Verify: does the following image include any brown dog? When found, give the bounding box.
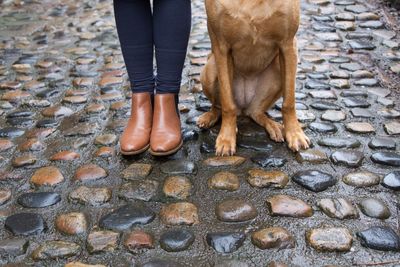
[197,0,311,156]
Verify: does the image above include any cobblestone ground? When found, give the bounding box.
[0,0,399,266]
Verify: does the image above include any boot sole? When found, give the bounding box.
[149,140,183,156]
[120,144,150,156]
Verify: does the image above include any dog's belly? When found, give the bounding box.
[231,42,279,110]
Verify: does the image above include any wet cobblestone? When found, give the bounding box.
[0,0,399,266]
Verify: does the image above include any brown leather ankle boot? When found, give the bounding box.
[149,93,183,156]
[120,92,153,155]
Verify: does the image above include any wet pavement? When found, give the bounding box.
[0,0,399,266]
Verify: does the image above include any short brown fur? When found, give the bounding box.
[197,0,310,156]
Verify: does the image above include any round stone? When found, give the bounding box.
[247,169,289,189]
[50,151,80,161]
[204,156,246,167]
[321,110,346,122]
[141,259,183,267]
[163,176,192,200]
[87,230,120,253]
[309,122,337,133]
[330,151,364,167]
[215,198,257,222]
[208,171,240,191]
[342,171,380,187]
[206,232,246,253]
[119,180,159,202]
[95,134,117,146]
[160,229,195,252]
[0,139,13,151]
[160,160,196,174]
[13,154,37,167]
[99,204,155,231]
[55,212,88,235]
[5,213,45,236]
[317,198,358,219]
[382,171,400,191]
[358,198,391,219]
[65,262,105,267]
[121,163,153,180]
[32,241,80,260]
[75,164,107,182]
[69,186,112,205]
[0,189,11,205]
[124,230,154,251]
[346,122,375,133]
[292,170,336,192]
[251,227,295,249]
[31,166,64,186]
[296,149,328,164]
[371,152,400,167]
[250,155,287,168]
[160,202,199,226]
[306,228,353,252]
[17,192,61,208]
[0,238,29,256]
[266,195,313,218]
[369,138,396,150]
[318,138,361,148]
[357,226,400,252]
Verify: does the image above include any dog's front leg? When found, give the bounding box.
[210,30,237,156]
[279,38,310,152]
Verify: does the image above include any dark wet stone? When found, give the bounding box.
[292,170,336,192]
[160,229,195,252]
[341,90,368,97]
[0,127,25,138]
[331,151,364,167]
[350,108,374,118]
[17,192,61,208]
[36,119,59,128]
[237,139,273,152]
[305,80,330,90]
[206,232,246,253]
[359,198,391,219]
[141,259,183,267]
[216,198,257,222]
[371,152,400,167]
[0,238,28,256]
[306,228,353,252]
[200,139,215,153]
[119,180,159,202]
[6,111,33,118]
[349,41,376,50]
[7,118,34,127]
[36,88,61,98]
[318,198,358,219]
[342,98,370,108]
[382,171,400,191]
[251,154,287,168]
[182,129,199,141]
[251,227,295,250]
[160,160,197,175]
[357,226,400,251]
[343,172,380,187]
[318,138,361,148]
[99,204,155,231]
[5,213,45,236]
[309,122,337,133]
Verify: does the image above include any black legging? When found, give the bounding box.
[113,0,191,94]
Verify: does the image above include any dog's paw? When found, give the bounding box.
[196,111,219,129]
[265,120,284,143]
[285,127,311,152]
[215,133,236,156]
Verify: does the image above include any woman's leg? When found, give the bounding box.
[153,0,192,94]
[113,0,154,93]
[149,0,191,156]
[113,0,154,155]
